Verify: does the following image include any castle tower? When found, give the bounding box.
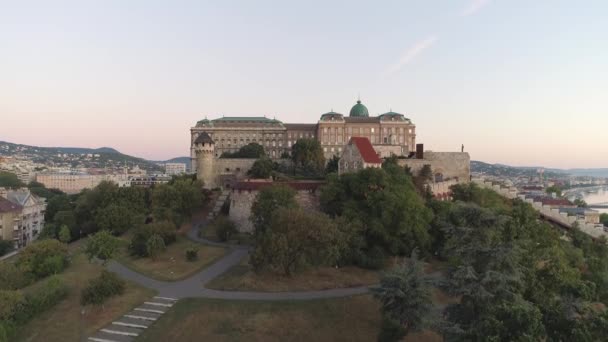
[194,132,216,189]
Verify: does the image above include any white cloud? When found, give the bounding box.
[459,0,490,16]
[385,35,439,75]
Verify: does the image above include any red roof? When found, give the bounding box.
[540,198,573,206]
[0,197,22,213]
[350,137,382,164]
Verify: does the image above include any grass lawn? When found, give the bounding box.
[206,255,380,292]
[137,295,382,342]
[117,235,227,281]
[15,251,155,342]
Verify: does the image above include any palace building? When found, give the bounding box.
[190,99,416,173]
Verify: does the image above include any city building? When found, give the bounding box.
[0,188,46,248]
[165,163,187,176]
[0,197,22,247]
[339,137,382,174]
[36,172,101,194]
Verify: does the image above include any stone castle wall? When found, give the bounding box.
[228,189,321,232]
[398,152,470,181]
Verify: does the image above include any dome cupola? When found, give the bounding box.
[349,99,369,117]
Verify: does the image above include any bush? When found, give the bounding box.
[146,234,166,260]
[0,290,26,322]
[129,221,177,257]
[214,216,238,242]
[186,246,198,262]
[378,316,406,342]
[85,230,120,264]
[0,239,13,256]
[81,270,125,306]
[20,276,68,323]
[16,240,69,280]
[0,263,31,290]
[0,321,17,342]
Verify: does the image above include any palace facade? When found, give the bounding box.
[190,99,416,173]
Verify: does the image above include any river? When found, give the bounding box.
[567,186,608,214]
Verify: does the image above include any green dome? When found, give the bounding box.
[349,100,369,117]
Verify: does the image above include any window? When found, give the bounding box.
[331,147,334,152]
[323,147,327,152]
[371,127,375,133]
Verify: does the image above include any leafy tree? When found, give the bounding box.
[250,184,297,238]
[16,240,68,279]
[325,155,340,174]
[320,166,433,268]
[0,171,24,188]
[44,194,72,224]
[58,225,71,243]
[0,263,30,290]
[546,185,563,197]
[601,213,608,227]
[0,239,13,257]
[291,138,325,173]
[248,157,274,179]
[129,221,176,257]
[80,270,125,306]
[94,203,142,235]
[85,230,120,264]
[250,207,342,275]
[221,142,265,158]
[151,178,203,227]
[419,164,433,182]
[574,198,588,208]
[146,234,166,260]
[372,250,434,340]
[213,216,238,242]
[280,151,290,159]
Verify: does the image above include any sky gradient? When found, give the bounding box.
[1,0,607,168]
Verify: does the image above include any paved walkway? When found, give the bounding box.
[89,216,370,341]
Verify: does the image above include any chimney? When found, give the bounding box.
[416,144,424,159]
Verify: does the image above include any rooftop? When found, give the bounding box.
[350,137,382,164]
[0,196,23,213]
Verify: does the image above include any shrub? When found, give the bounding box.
[81,270,125,306]
[146,234,166,260]
[0,290,26,322]
[0,321,17,342]
[16,240,69,280]
[129,221,176,257]
[186,246,199,261]
[0,239,13,256]
[20,275,68,323]
[214,216,238,242]
[0,263,31,290]
[85,230,120,264]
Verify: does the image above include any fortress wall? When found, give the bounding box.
[229,189,321,233]
[397,152,470,181]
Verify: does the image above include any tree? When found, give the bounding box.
[574,198,588,208]
[221,143,265,158]
[16,240,68,279]
[213,216,238,242]
[546,185,563,197]
[250,207,342,275]
[151,178,204,227]
[129,221,176,257]
[94,203,141,235]
[372,250,434,340]
[58,225,71,243]
[325,155,340,174]
[601,213,608,227]
[0,239,13,257]
[248,157,274,179]
[85,230,120,264]
[0,171,24,188]
[291,138,325,173]
[250,184,297,238]
[419,164,433,182]
[80,270,125,306]
[320,167,433,268]
[146,234,166,260]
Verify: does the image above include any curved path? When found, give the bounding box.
[108,218,371,301]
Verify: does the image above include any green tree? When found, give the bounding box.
[250,184,297,238]
[546,185,563,197]
[250,207,342,275]
[418,164,433,182]
[574,198,588,208]
[248,157,274,179]
[128,221,176,257]
[58,225,71,243]
[325,155,340,174]
[601,213,608,227]
[0,240,13,257]
[151,178,203,227]
[0,171,25,188]
[372,250,434,340]
[291,138,325,173]
[80,270,125,306]
[16,240,68,280]
[146,234,166,260]
[94,203,141,235]
[221,142,265,158]
[213,216,238,242]
[85,230,120,264]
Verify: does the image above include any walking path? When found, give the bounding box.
[88,214,370,342]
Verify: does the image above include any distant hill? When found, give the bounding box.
[472,160,608,178]
[0,141,162,172]
[161,156,190,164]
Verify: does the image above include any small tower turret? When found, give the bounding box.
[194,132,216,189]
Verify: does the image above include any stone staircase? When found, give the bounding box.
[88,296,177,342]
[207,189,230,220]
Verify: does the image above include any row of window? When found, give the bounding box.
[321,127,413,134]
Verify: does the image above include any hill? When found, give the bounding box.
[0,141,162,172]
[472,161,608,179]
